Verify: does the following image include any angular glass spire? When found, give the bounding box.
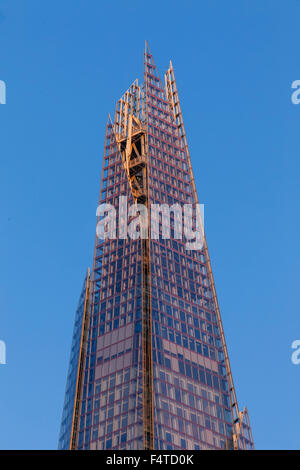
[58,44,254,451]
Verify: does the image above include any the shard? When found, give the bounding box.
[58,43,254,451]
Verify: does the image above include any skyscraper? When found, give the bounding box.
[58,43,254,451]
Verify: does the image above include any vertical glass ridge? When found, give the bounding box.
[58,271,90,449]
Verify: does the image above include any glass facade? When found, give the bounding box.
[58,44,254,451]
[77,122,144,450]
[58,272,90,449]
[145,50,236,450]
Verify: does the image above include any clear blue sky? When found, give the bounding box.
[0,0,299,450]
